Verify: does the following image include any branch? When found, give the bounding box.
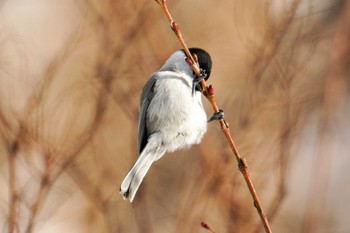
[8,140,19,233]
[201,221,218,233]
[154,1,272,232]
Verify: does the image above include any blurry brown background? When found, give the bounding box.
[0,0,349,232]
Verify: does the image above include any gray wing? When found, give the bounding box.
[138,73,159,154]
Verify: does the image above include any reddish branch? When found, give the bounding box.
[201,221,218,233]
[154,1,272,232]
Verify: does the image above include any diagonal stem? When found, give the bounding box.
[201,221,218,233]
[154,1,272,232]
[8,141,18,233]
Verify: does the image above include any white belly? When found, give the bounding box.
[146,71,207,152]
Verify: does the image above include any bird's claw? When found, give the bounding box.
[192,69,207,95]
[208,109,224,122]
[192,76,204,95]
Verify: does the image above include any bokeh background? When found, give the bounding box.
[0,0,349,232]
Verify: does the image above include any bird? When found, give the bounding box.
[120,47,212,202]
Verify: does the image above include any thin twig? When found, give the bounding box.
[201,221,218,233]
[25,154,51,233]
[154,1,272,232]
[8,140,18,233]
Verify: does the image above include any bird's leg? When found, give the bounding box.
[192,68,207,95]
[208,109,224,122]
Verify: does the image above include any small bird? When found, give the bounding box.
[120,48,212,202]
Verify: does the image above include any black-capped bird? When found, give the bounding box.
[120,48,212,202]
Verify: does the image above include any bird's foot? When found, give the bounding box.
[208,109,224,122]
[192,68,207,95]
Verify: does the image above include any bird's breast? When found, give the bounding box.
[146,72,207,151]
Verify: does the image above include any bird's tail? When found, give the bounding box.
[120,138,165,202]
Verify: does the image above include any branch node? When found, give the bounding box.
[170,21,179,32]
[208,85,214,96]
[201,221,217,233]
[254,201,263,214]
[201,221,210,229]
[238,157,248,172]
[185,57,194,66]
[192,53,198,63]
